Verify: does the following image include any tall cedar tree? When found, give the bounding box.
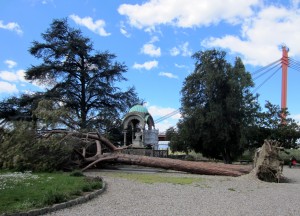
[25,18,139,130]
[179,49,259,163]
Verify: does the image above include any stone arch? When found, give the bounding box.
[122,105,158,148]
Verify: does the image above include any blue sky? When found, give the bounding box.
[1,0,300,132]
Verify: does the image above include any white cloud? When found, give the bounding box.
[0,70,26,82]
[170,42,192,57]
[149,36,159,43]
[0,20,23,35]
[69,14,111,36]
[170,47,180,56]
[120,21,131,37]
[175,63,188,69]
[141,43,161,57]
[141,36,161,57]
[180,42,192,56]
[147,105,181,132]
[159,72,178,79]
[148,105,181,120]
[16,70,26,82]
[118,0,259,29]
[133,60,158,70]
[0,81,18,93]
[5,60,17,68]
[202,5,300,66]
[155,120,176,133]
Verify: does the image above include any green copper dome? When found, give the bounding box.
[129,105,148,113]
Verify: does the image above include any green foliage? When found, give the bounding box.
[25,18,140,131]
[279,148,300,165]
[0,93,45,125]
[0,122,73,171]
[43,190,69,205]
[166,126,189,154]
[0,171,103,214]
[178,49,259,163]
[70,170,84,177]
[247,101,300,149]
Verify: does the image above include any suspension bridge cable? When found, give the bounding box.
[154,109,180,123]
[289,57,300,65]
[252,61,282,81]
[154,109,179,122]
[250,59,281,76]
[155,109,180,123]
[288,58,300,72]
[252,65,282,94]
[288,63,300,73]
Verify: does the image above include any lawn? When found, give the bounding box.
[105,172,205,185]
[0,171,102,214]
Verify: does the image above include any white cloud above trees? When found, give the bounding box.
[133,60,158,70]
[69,14,111,36]
[0,81,18,93]
[140,36,161,57]
[0,20,23,35]
[201,5,300,66]
[170,42,192,57]
[4,60,17,69]
[118,0,259,29]
[159,72,178,79]
[0,70,26,82]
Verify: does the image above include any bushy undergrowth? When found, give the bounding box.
[0,122,73,171]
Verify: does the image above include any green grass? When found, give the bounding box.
[0,171,102,214]
[108,172,204,185]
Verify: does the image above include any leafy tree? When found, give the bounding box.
[248,101,300,149]
[25,18,140,130]
[179,49,259,163]
[166,126,189,154]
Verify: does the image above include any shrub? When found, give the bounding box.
[70,170,84,177]
[0,122,73,171]
[43,190,69,205]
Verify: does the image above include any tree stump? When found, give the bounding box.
[253,140,284,182]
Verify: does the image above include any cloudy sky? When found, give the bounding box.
[1,0,300,132]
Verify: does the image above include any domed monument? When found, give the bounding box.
[122,104,158,148]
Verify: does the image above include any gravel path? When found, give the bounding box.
[46,166,300,216]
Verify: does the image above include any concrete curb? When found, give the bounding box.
[2,177,106,216]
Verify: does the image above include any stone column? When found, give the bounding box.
[123,130,128,146]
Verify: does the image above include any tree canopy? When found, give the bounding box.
[247,101,300,149]
[24,18,140,130]
[176,49,259,163]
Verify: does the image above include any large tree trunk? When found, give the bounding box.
[113,153,250,176]
[44,130,252,177]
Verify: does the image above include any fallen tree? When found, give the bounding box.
[253,139,284,182]
[42,130,252,177]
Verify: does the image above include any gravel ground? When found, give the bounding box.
[46,166,300,216]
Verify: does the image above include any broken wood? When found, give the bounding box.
[41,130,252,177]
[253,139,284,182]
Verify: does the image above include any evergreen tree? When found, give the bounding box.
[179,49,259,163]
[25,18,139,130]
